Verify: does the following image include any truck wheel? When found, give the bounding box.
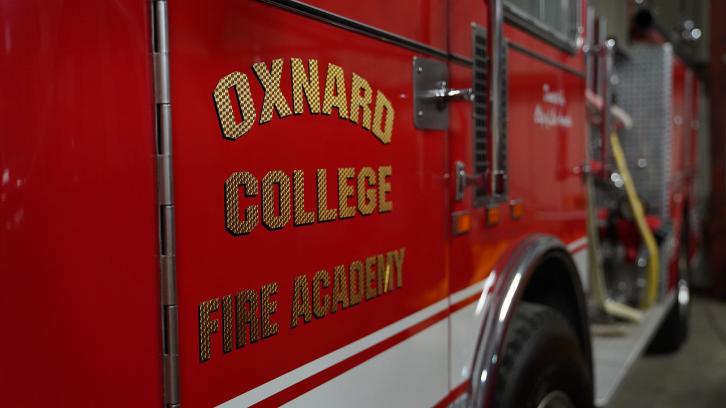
[493,302,592,408]
[648,249,690,353]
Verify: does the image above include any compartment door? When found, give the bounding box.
[168,1,450,406]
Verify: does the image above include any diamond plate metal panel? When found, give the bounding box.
[614,44,673,218]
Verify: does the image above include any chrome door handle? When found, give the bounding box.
[423,81,474,104]
[455,161,483,201]
[413,57,473,131]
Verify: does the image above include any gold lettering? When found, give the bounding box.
[322,63,349,119]
[221,295,234,353]
[235,289,260,348]
[213,71,256,140]
[226,166,392,235]
[357,167,377,215]
[377,253,396,295]
[291,275,312,328]
[291,58,320,114]
[293,170,315,226]
[331,265,350,313]
[260,283,279,338]
[261,171,291,230]
[252,59,292,123]
[349,260,364,306]
[225,172,259,235]
[349,73,372,129]
[372,90,394,144]
[378,166,393,213]
[316,169,338,222]
[365,256,377,300]
[312,270,331,318]
[338,168,355,219]
[198,298,219,362]
[394,247,405,288]
[214,59,396,145]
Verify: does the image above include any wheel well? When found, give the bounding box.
[469,235,593,406]
[521,250,592,369]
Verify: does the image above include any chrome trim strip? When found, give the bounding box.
[488,0,503,198]
[507,41,585,78]
[258,0,474,66]
[259,0,587,80]
[585,7,596,91]
[152,1,180,407]
[450,53,474,67]
[469,234,590,407]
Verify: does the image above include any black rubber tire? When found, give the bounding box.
[647,292,688,353]
[647,241,690,354]
[493,302,593,408]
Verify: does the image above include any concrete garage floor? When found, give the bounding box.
[609,296,726,408]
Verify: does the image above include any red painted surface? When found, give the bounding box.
[448,0,585,74]
[433,380,471,407]
[448,0,587,296]
[305,0,448,51]
[666,58,700,287]
[0,1,161,407]
[169,1,448,406]
[167,0,590,405]
[0,0,702,406]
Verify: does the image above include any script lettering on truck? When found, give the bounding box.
[199,58,402,363]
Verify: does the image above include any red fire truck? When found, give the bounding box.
[0,1,700,407]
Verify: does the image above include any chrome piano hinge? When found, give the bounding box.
[152,1,180,407]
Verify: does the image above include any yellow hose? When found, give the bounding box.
[609,131,660,308]
[584,132,642,322]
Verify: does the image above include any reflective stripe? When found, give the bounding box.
[218,299,448,407]
[219,236,587,407]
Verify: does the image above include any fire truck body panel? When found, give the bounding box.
[669,59,700,268]
[300,0,449,52]
[0,2,162,407]
[170,1,451,406]
[167,0,591,406]
[0,1,702,407]
[446,1,590,397]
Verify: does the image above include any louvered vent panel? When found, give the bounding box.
[497,43,508,197]
[472,27,489,204]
